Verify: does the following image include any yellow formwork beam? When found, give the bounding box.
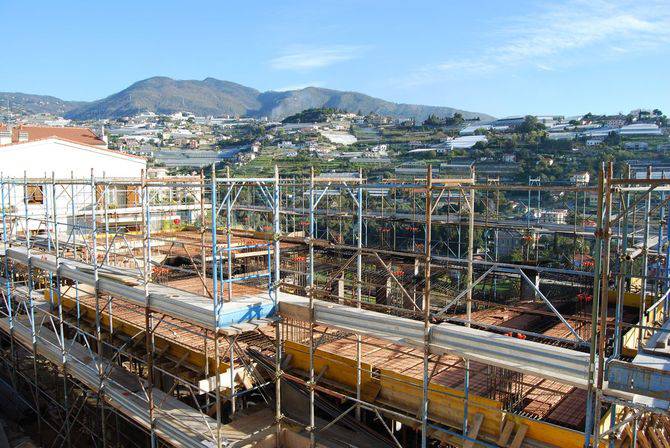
[283,340,590,447]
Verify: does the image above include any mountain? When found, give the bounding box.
[66,77,263,120]
[1,77,494,122]
[255,87,493,122]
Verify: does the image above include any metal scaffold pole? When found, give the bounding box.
[593,163,613,445]
[226,166,233,303]
[607,167,628,448]
[355,168,363,421]
[23,171,44,447]
[91,170,109,448]
[139,170,156,448]
[224,166,236,416]
[211,164,223,447]
[274,165,283,443]
[0,174,17,382]
[52,171,72,448]
[637,166,652,348]
[463,168,476,437]
[584,164,606,447]
[308,166,316,447]
[613,166,631,360]
[421,165,432,448]
[200,169,207,295]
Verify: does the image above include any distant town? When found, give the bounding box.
[2,102,667,187]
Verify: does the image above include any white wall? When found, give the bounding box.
[0,138,146,178]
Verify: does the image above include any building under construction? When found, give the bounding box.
[0,164,668,448]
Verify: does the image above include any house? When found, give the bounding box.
[0,137,145,178]
[586,138,604,146]
[0,137,148,232]
[278,141,295,149]
[540,209,569,224]
[623,142,649,151]
[502,154,516,163]
[536,115,564,128]
[571,172,591,184]
[606,118,626,128]
[0,124,108,148]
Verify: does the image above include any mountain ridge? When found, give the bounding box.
[1,76,494,122]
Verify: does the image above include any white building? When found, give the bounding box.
[619,123,663,136]
[0,137,148,231]
[278,141,295,149]
[624,142,649,151]
[547,132,576,140]
[540,209,569,224]
[586,138,604,146]
[571,172,591,184]
[536,115,564,128]
[0,137,146,178]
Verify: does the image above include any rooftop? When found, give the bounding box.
[0,124,107,147]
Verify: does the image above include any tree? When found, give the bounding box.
[443,112,464,126]
[472,140,487,151]
[604,131,621,146]
[422,114,443,126]
[517,115,545,134]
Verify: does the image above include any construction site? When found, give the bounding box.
[0,163,668,448]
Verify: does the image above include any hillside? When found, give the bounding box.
[1,77,493,122]
[0,92,85,116]
[66,77,262,120]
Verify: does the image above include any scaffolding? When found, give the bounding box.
[0,163,668,448]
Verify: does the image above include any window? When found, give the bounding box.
[26,186,44,204]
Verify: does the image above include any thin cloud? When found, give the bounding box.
[399,0,670,85]
[270,45,367,71]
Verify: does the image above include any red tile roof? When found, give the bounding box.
[0,136,147,161]
[0,124,106,147]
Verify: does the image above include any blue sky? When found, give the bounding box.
[1,0,668,117]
